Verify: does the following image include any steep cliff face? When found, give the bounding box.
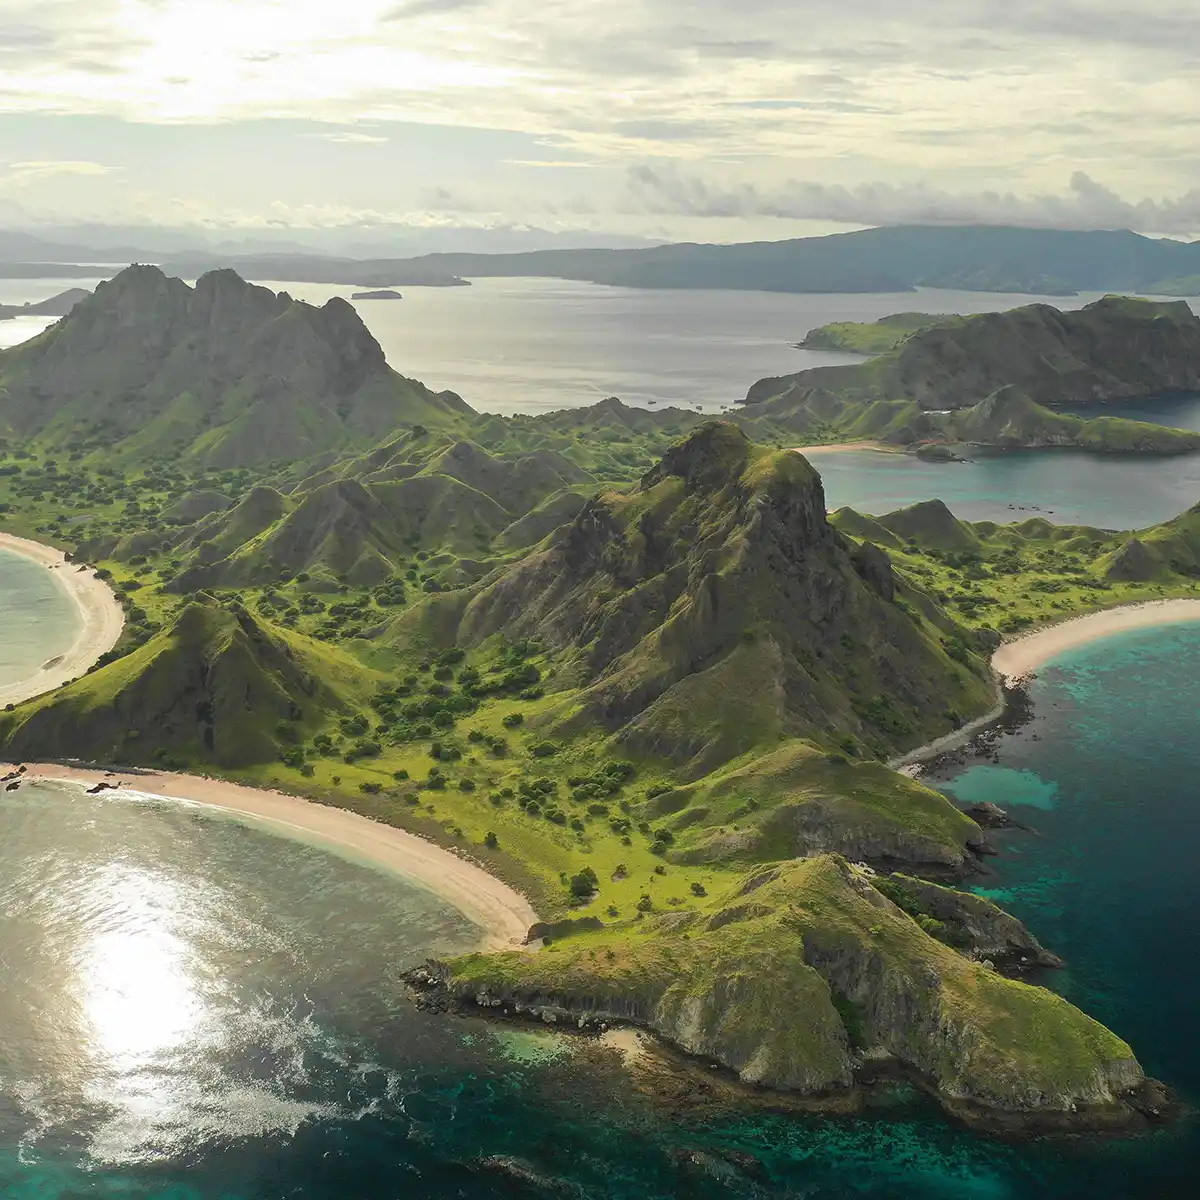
[416,856,1148,1127]
[0,265,471,464]
[745,297,1200,417]
[453,422,994,769]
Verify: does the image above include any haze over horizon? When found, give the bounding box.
[1,0,1199,254]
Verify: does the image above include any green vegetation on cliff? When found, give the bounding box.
[831,497,1200,634]
[798,312,946,355]
[433,856,1143,1123]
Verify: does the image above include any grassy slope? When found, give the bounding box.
[444,856,1139,1115]
[799,313,949,354]
[833,501,1200,634]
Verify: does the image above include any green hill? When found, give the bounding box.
[0,594,372,767]
[798,312,947,354]
[0,265,473,466]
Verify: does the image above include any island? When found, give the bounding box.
[746,296,1200,455]
[351,289,403,300]
[0,264,1187,1135]
[0,287,92,321]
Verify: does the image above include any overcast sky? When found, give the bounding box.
[1,0,1198,246]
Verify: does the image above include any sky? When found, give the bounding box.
[1,0,1199,250]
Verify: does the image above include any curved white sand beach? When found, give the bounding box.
[992,599,1200,682]
[791,439,895,456]
[0,532,126,707]
[894,598,1200,770]
[0,761,538,950]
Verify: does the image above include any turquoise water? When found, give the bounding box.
[0,548,81,692]
[5,630,1200,1196]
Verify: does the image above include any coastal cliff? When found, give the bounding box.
[410,855,1155,1131]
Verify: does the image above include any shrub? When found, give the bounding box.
[690,882,707,897]
[530,740,560,758]
[458,778,477,793]
[502,712,525,728]
[359,781,383,795]
[484,831,499,849]
[568,866,599,899]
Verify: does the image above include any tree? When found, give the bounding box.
[568,866,599,899]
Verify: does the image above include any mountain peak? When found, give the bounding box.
[641,420,752,490]
[0,266,470,464]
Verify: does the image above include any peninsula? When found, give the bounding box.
[745,297,1200,454]
[0,264,1189,1134]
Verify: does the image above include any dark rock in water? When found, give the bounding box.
[913,443,969,462]
[969,801,1011,827]
[474,1156,578,1195]
[5,782,20,791]
[671,1147,765,1189]
[877,872,1064,972]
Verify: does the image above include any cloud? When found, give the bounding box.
[2,160,116,185]
[381,0,484,19]
[626,165,1200,236]
[306,130,390,144]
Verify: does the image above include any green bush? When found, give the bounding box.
[568,866,599,899]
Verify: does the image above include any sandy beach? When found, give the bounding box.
[893,598,1200,770]
[0,532,126,707]
[792,440,895,456]
[992,599,1200,681]
[0,760,538,950]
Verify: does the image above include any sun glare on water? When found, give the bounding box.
[80,867,203,1069]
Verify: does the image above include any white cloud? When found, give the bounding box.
[305,131,390,144]
[2,159,115,185]
[0,0,1198,236]
[626,166,1200,237]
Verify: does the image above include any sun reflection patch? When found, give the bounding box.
[80,867,202,1068]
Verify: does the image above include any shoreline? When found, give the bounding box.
[1,760,538,951]
[991,599,1200,681]
[791,439,896,456]
[894,599,1200,771]
[0,532,126,707]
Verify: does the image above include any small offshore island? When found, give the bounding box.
[2,266,1200,1139]
[352,289,404,301]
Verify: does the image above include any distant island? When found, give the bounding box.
[351,289,403,301]
[2,224,1200,296]
[0,287,91,321]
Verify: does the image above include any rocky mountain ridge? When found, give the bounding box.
[0,265,472,466]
